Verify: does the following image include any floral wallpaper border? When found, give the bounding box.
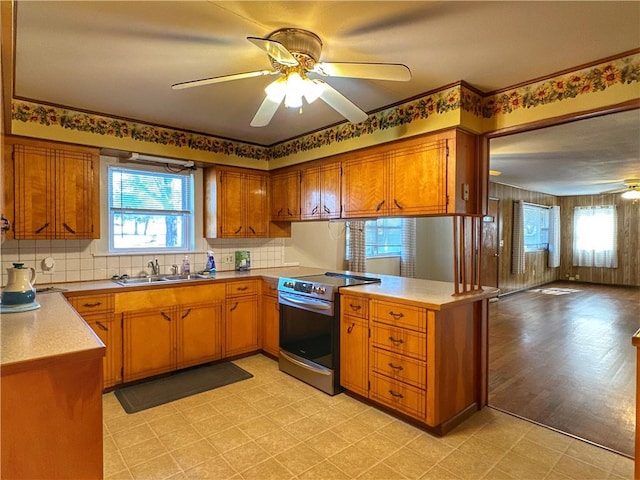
[11,53,639,163]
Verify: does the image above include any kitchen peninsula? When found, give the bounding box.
[0,267,497,478]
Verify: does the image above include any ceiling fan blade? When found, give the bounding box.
[317,81,368,124]
[250,95,284,128]
[171,70,275,90]
[313,62,411,82]
[247,37,299,66]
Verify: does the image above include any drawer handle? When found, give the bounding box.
[95,321,108,332]
[388,390,404,399]
[388,362,404,371]
[160,311,171,321]
[181,308,192,319]
[82,302,102,308]
[35,222,50,234]
[388,336,404,345]
[388,311,404,320]
[230,302,239,312]
[62,222,76,234]
[237,286,249,291]
[347,323,355,334]
[349,303,362,312]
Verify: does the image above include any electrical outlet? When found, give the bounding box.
[575,274,580,280]
[225,255,233,264]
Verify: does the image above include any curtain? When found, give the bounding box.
[547,205,561,268]
[573,205,618,268]
[400,218,416,278]
[511,200,525,274]
[347,220,366,273]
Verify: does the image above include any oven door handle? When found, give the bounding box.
[279,293,332,310]
[280,350,332,376]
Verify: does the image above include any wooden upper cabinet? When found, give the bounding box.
[5,137,99,239]
[390,139,447,215]
[341,150,389,218]
[300,161,341,220]
[204,165,269,238]
[270,169,300,221]
[341,129,479,218]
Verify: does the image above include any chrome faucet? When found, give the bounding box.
[147,258,160,276]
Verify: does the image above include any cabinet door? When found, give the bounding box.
[391,140,447,215]
[270,170,300,220]
[225,295,259,357]
[124,308,176,382]
[300,166,321,219]
[341,152,388,218]
[13,144,55,239]
[56,150,97,238]
[244,172,269,237]
[261,294,279,357]
[177,302,222,369]
[217,170,245,237]
[340,316,369,396]
[84,314,122,389]
[320,163,341,219]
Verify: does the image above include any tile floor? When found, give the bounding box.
[103,355,633,479]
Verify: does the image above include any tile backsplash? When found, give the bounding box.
[0,237,286,287]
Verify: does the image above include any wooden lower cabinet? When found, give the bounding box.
[178,302,223,369]
[225,295,259,357]
[67,292,122,389]
[340,292,480,432]
[261,284,280,357]
[124,307,177,382]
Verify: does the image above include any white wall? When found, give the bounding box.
[284,221,347,270]
[415,217,454,282]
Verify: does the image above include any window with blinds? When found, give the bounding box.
[108,166,194,253]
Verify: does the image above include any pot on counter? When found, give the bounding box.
[2,263,37,305]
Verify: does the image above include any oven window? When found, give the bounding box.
[279,303,336,369]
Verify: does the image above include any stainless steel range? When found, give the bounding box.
[277,272,381,395]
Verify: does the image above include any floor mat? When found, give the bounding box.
[114,362,253,413]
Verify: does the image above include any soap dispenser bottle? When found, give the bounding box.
[181,255,191,275]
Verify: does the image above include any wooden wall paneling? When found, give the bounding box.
[489,182,560,295]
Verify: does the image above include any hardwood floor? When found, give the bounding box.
[489,281,640,458]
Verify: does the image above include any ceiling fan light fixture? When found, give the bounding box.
[265,77,287,102]
[621,188,640,200]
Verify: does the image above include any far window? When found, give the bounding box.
[523,204,550,252]
[108,166,194,253]
[346,218,404,258]
[573,205,617,268]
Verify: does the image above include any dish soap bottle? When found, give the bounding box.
[205,250,216,273]
[181,255,191,275]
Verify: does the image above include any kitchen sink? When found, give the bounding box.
[113,276,170,285]
[113,273,212,285]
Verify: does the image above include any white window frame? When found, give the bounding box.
[346,218,405,259]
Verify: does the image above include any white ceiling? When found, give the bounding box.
[11,1,640,195]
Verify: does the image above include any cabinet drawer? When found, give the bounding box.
[341,294,368,319]
[371,348,426,389]
[372,301,426,332]
[115,284,224,312]
[226,280,259,297]
[370,372,425,420]
[69,294,113,315]
[371,324,426,361]
[262,279,279,298]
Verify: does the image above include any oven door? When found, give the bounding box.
[278,292,341,395]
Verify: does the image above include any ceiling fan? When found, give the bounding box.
[601,178,640,200]
[171,28,411,127]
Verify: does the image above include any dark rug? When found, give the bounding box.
[114,362,253,414]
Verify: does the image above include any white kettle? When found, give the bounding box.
[2,263,37,305]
